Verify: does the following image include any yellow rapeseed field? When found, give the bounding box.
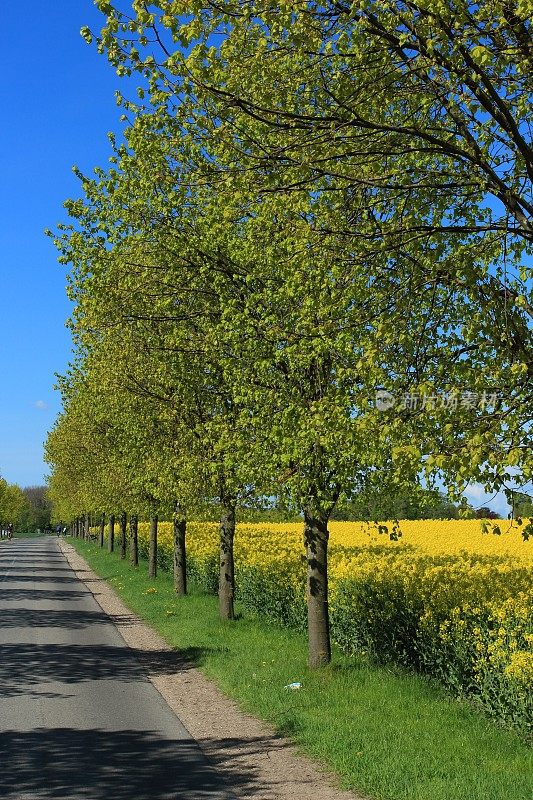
[140,517,532,567]
[141,517,532,569]
[134,518,531,732]
[329,518,533,559]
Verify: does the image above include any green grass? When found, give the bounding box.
[69,537,532,800]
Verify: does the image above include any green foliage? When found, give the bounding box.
[56,0,532,500]
[511,491,533,519]
[20,486,53,531]
[0,480,49,532]
[0,478,29,530]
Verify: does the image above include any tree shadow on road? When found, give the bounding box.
[0,608,132,630]
[0,642,210,697]
[0,573,82,584]
[0,588,90,602]
[0,727,235,799]
[0,557,70,567]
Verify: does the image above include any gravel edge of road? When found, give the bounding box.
[58,538,365,800]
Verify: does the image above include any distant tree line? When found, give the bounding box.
[331,485,463,521]
[0,479,52,532]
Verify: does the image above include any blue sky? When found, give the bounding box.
[0,2,518,516]
[0,1,123,486]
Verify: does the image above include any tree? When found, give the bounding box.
[0,478,28,530]
[510,490,533,518]
[474,506,500,520]
[21,486,53,531]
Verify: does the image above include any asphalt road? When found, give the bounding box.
[0,536,232,800]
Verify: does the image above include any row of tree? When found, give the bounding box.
[67,510,185,593]
[46,1,531,667]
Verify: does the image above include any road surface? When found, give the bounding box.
[0,536,232,800]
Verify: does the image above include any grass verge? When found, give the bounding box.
[68,537,532,800]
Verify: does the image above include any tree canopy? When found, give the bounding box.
[46,0,532,666]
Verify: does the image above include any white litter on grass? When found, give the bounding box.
[284,682,302,690]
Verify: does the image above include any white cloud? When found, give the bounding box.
[464,484,486,502]
[34,400,48,410]
[463,483,510,517]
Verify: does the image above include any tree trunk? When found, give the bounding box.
[148,515,158,579]
[98,514,105,548]
[303,506,331,668]
[130,515,138,567]
[173,507,187,596]
[108,514,115,553]
[219,504,236,620]
[119,511,127,559]
[84,514,90,541]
